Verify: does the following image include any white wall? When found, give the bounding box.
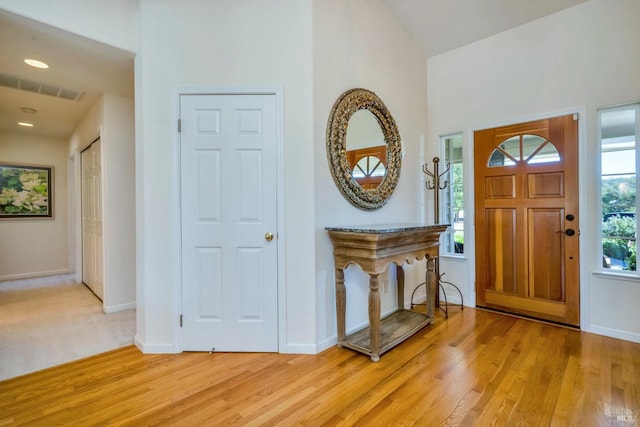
[69,94,136,312]
[135,0,316,352]
[313,0,430,348]
[0,132,69,280]
[102,94,136,312]
[428,0,640,342]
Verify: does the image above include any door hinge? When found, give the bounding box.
[179,314,183,327]
[573,113,580,121]
[178,118,182,132]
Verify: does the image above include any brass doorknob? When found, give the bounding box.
[265,232,274,241]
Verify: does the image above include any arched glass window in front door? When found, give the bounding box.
[488,134,561,167]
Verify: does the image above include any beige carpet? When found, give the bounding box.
[0,274,135,381]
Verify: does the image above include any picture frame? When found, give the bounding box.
[0,162,53,219]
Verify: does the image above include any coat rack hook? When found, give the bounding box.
[423,157,450,224]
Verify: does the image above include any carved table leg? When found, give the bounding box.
[426,256,437,319]
[369,274,380,362]
[335,268,346,347]
[396,264,405,310]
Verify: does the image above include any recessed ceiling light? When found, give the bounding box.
[24,58,49,69]
[18,122,34,127]
[20,107,37,114]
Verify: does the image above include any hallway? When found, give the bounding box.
[0,274,135,380]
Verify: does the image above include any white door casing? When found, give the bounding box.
[81,139,104,300]
[180,93,279,352]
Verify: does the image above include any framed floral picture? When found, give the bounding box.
[0,163,53,218]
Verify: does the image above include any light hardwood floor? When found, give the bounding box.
[1,307,639,426]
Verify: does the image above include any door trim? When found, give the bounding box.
[172,86,286,353]
[469,106,588,331]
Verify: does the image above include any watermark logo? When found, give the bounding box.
[605,405,636,423]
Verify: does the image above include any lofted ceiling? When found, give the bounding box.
[381,0,589,57]
[0,1,590,140]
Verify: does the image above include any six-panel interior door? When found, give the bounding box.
[81,139,104,300]
[474,115,580,326]
[180,93,278,352]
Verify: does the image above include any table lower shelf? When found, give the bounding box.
[338,309,434,358]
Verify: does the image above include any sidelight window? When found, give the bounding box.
[441,133,464,255]
[600,104,639,272]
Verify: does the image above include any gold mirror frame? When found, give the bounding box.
[326,88,402,210]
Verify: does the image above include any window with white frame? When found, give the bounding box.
[600,103,639,272]
[441,133,464,255]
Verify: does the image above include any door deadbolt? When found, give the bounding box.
[265,232,274,241]
[566,214,575,221]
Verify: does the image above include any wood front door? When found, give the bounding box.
[474,115,580,326]
[180,93,279,352]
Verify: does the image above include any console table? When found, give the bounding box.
[325,223,448,362]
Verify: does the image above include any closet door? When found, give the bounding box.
[180,93,279,351]
[81,139,104,300]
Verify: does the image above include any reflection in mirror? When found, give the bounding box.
[355,156,386,178]
[345,110,387,189]
[326,88,401,210]
[346,110,385,150]
[350,154,386,189]
[346,145,387,190]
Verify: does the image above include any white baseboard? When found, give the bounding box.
[105,301,136,313]
[134,335,180,354]
[0,269,72,282]
[438,294,463,306]
[314,337,337,354]
[135,336,322,355]
[406,292,464,308]
[587,325,640,344]
[281,343,320,354]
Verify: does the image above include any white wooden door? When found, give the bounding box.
[81,139,104,300]
[180,93,279,352]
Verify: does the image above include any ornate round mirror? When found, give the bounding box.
[326,88,401,210]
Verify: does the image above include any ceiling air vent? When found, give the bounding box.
[0,72,84,101]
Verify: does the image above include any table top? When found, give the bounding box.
[325,223,449,234]
[325,223,448,273]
